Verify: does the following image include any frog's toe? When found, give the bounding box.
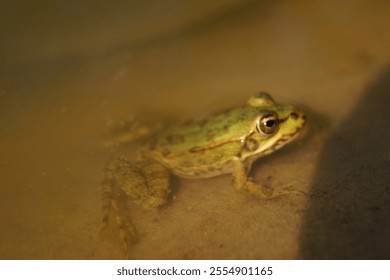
[269,188,306,199]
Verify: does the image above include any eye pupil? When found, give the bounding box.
[266,120,275,127]
[256,113,279,135]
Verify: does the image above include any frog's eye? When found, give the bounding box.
[257,113,279,135]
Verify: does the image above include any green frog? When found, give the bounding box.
[101,92,306,251]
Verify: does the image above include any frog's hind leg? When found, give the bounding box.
[109,157,171,208]
[101,170,138,254]
[101,157,170,255]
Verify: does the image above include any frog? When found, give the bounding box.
[101,92,306,252]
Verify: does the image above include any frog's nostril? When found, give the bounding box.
[290,112,299,120]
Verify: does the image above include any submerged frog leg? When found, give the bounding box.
[101,157,170,254]
[104,116,165,147]
[232,159,303,199]
[101,178,138,253]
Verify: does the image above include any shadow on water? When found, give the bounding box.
[300,65,390,259]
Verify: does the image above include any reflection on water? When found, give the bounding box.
[1,0,390,259]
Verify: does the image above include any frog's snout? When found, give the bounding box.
[289,112,299,120]
[301,114,307,124]
[289,111,306,123]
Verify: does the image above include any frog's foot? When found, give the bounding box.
[101,157,170,255]
[232,159,304,199]
[238,180,305,199]
[101,179,138,253]
[105,116,165,146]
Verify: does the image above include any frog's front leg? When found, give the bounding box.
[101,157,170,252]
[232,159,302,199]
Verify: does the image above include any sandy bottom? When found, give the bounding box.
[1,0,389,259]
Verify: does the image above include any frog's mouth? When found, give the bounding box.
[272,115,306,151]
[243,125,304,162]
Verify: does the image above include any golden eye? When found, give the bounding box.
[257,113,279,135]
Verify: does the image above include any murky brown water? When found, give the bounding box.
[1,0,390,259]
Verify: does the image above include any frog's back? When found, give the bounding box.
[141,106,259,178]
[154,106,259,153]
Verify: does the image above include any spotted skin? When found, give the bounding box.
[101,92,306,254]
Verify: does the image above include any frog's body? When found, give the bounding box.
[149,100,304,179]
[102,92,306,251]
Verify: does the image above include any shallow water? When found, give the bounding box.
[1,0,390,259]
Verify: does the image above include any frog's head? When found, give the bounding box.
[241,92,306,160]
